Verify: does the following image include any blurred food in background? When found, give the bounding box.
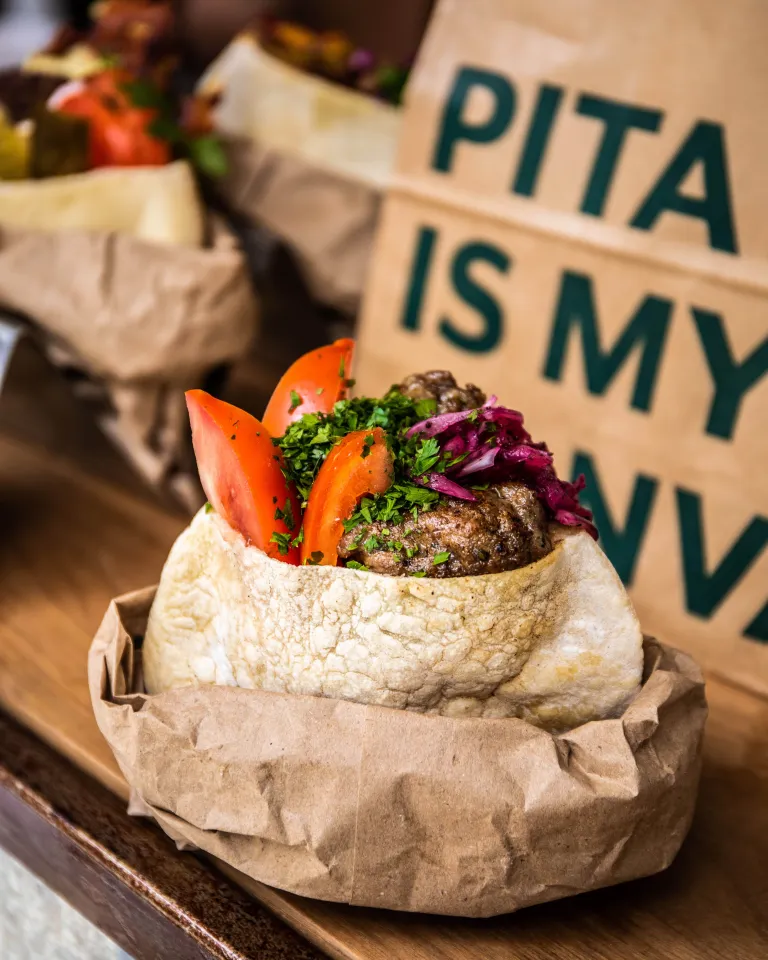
[0,1,258,509]
[176,0,434,71]
[196,7,423,318]
[257,17,410,105]
[0,1,227,185]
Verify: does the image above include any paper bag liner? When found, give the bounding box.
[0,218,256,383]
[217,136,381,315]
[0,218,257,506]
[88,587,707,918]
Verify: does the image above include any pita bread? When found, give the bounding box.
[0,159,203,247]
[144,509,643,731]
[199,33,400,190]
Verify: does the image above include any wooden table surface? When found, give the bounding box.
[1,343,767,960]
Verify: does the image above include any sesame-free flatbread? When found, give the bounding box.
[144,510,642,730]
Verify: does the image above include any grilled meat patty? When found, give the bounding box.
[397,370,486,414]
[338,482,552,578]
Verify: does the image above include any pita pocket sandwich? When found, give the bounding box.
[144,342,643,731]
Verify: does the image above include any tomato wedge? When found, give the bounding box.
[301,428,393,566]
[186,390,302,564]
[55,69,170,168]
[262,338,355,437]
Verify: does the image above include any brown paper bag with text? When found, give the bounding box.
[356,0,768,695]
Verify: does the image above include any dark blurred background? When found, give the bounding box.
[0,1,435,66]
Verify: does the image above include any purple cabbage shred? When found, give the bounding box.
[408,401,597,539]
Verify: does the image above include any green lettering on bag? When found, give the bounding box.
[744,602,768,643]
[400,226,438,333]
[631,121,738,253]
[432,66,516,173]
[571,451,658,585]
[676,488,768,634]
[691,306,768,441]
[576,94,663,217]
[440,241,509,353]
[512,83,564,197]
[543,271,671,411]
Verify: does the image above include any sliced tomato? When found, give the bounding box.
[262,338,355,437]
[301,428,393,566]
[55,69,170,168]
[186,390,302,564]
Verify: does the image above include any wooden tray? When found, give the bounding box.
[1,425,767,959]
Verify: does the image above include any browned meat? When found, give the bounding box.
[338,482,552,578]
[397,370,486,414]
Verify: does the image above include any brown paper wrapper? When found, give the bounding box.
[89,587,707,917]
[218,137,381,315]
[0,220,257,507]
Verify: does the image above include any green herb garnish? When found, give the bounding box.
[305,551,324,565]
[412,437,441,477]
[345,560,368,571]
[274,498,296,530]
[276,389,443,535]
[204,502,214,514]
[414,397,437,419]
[433,551,451,565]
[360,433,375,459]
[289,390,302,413]
[270,531,292,556]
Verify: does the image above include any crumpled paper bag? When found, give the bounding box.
[89,587,707,917]
[199,35,401,314]
[218,137,382,316]
[0,220,257,507]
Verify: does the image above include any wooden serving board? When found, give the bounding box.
[1,422,767,959]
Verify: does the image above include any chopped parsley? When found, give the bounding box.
[274,498,296,531]
[411,437,441,477]
[204,501,214,514]
[304,551,324,565]
[338,356,346,378]
[360,433,375,459]
[291,526,304,546]
[316,386,324,395]
[270,531,292,556]
[410,571,427,578]
[275,389,483,541]
[289,389,302,413]
[276,391,439,512]
[345,560,368,571]
[433,551,451,565]
[414,397,437,419]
